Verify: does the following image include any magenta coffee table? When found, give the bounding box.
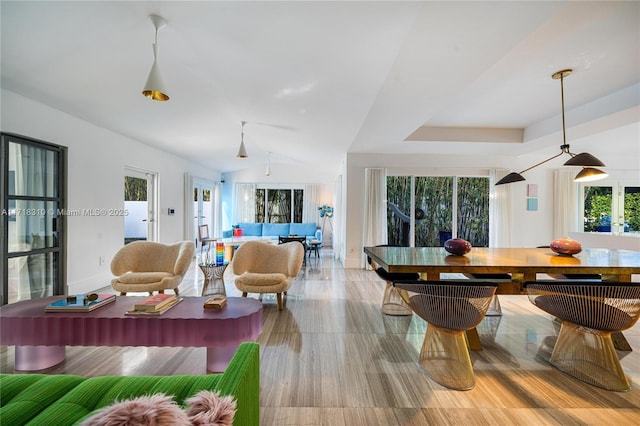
[0,296,262,372]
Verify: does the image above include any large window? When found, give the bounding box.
[583,181,639,234]
[387,175,489,247]
[255,188,303,223]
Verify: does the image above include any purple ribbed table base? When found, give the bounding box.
[1,296,263,373]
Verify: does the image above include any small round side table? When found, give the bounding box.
[199,263,228,296]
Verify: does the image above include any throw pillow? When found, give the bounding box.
[185,390,237,426]
[80,393,190,426]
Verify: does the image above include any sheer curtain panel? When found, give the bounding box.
[553,169,579,238]
[489,169,512,248]
[362,168,388,268]
[234,183,257,224]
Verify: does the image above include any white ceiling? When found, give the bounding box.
[2,1,638,177]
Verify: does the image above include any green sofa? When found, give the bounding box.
[0,342,259,425]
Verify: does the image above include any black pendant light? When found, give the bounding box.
[496,69,607,185]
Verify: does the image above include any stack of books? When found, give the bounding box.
[45,294,116,312]
[126,294,181,315]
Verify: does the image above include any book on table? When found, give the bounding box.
[126,294,182,316]
[133,294,177,312]
[45,294,116,312]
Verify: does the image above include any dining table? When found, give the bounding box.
[363,246,640,350]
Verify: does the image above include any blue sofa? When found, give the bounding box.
[224,222,322,245]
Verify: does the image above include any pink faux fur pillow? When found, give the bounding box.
[185,390,237,426]
[80,393,190,426]
[80,391,237,426]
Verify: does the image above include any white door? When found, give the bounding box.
[124,167,157,243]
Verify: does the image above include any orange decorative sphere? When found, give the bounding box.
[444,238,472,256]
[550,237,582,256]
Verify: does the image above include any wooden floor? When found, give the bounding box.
[2,249,640,425]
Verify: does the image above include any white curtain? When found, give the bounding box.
[15,144,50,300]
[553,169,580,238]
[233,183,256,223]
[362,168,388,268]
[489,169,512,247]
[303,184,321,224]
[183,173,194,242]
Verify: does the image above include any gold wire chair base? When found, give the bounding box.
[419,325,476,390]
[551,321,630,391]
[485,295,502,316]
[381,283,413,316]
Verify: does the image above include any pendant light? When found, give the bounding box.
[265,152,272,176]
[496,69,607,185]
[142,14,169,101]
[237,121,248,158]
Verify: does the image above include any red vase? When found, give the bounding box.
[444,238,472,256]
[550,237,582,256]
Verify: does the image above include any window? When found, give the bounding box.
[387,175,489,247]
[255,188,303,223]
[583,181,640,234]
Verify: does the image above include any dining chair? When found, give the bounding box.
[462,273,510,316]
[367,245,419,316]
[197,224,217,258]
[393,280,498,390]
[524,280,640,391]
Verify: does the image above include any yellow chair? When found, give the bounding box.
[525,280,640,391]
[232,241,304,310]
[110,241,195,295]
[393,280,498,390]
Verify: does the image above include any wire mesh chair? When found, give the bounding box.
[367,246,419,316]
[393,280,498,390]
[524,281,640,391]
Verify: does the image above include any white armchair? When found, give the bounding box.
[110,241,195,295]
[232,241,304,310]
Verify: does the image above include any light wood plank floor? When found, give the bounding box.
[2,249,640,425]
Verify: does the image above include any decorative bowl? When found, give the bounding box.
[549,237,582,256]
[444,238,472,256]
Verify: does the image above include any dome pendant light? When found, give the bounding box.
[237,121,248,158]
[142,14,169,101]
[496,69,607,185]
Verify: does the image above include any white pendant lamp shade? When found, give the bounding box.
[237,140,248,158]
[237,121,248,158]
[142,43,169,101]
[142,14,169,101]
[265,152,272,176]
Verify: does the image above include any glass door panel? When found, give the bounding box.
[415,176,453,247]
[583,186,613,232]
[621,185,639,233]
[267,189,291,223]
[3,133,65,305]
[457,177,489,247]
[387,176,412,246]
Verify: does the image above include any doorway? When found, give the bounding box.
[193,179,215,252]
[124,168,157,244]
[1,133,66,305]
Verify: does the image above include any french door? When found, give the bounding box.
[386,175,489,247]
[124,167,157,244]
[1,133,66,305]
[193,179,215,251]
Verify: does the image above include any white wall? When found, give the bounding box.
[2,90,220,294]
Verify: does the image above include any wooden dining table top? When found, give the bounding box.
[364,246,640,288]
